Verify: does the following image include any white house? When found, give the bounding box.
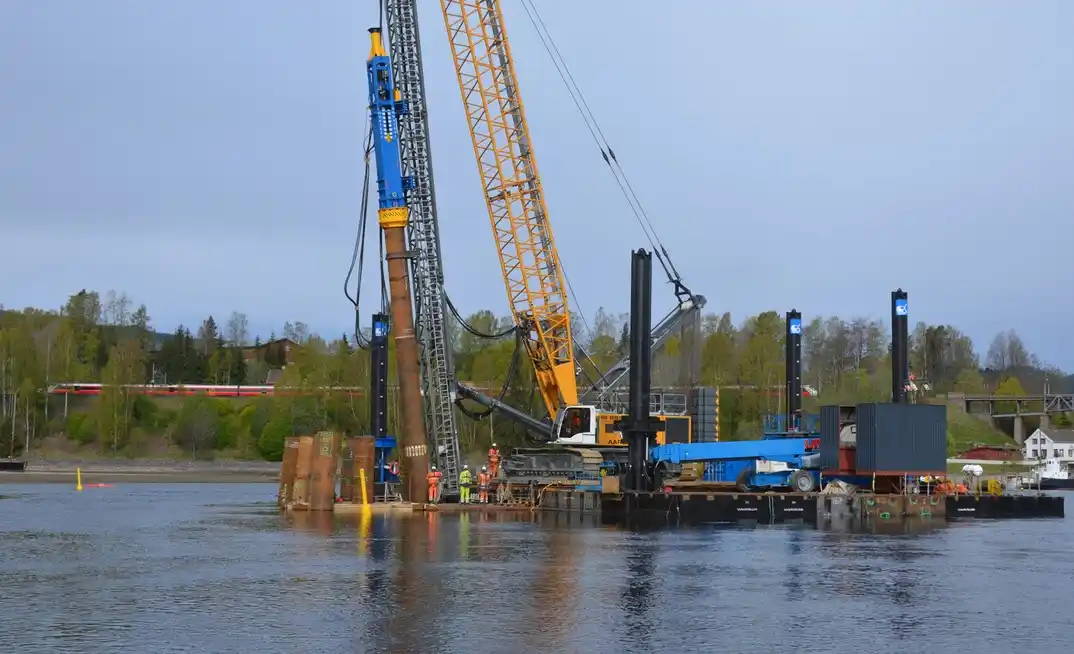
[1024,427,1074,461]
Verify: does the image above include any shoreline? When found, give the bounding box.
[0,461,280,485]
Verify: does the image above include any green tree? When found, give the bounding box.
[2,287,1070,461]
[97,338,147,453]
[175,395,220,459]
[953,368,987,394]
[993,376,1027,415]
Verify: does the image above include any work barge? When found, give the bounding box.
[276,7,1068,533]
[278,444,1064,529]
[275,434,1065,527]
[277,258,1064,530]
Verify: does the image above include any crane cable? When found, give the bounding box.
[344,116,391,350]
[444,293,516,339]
[517,0,693,302]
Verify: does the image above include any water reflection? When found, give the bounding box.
[785,528,805,603]
[284,509,335,537]
[2,485,1071,653]
[619,534,658,653]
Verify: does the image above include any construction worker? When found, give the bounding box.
[426,466,441,504]
[488,443,500,478]
[477,466,491,504]
[459,464,473,504]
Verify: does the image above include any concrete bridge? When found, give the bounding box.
[949,393,1074,443]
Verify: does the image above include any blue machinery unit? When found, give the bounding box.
[650,423,823,492]
[647,308,825,493]
[367,30,414,214]
[374,436,401,485]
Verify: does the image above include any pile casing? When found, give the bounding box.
[292,436,315,508]
[309,431,341,511]
[277,437,301,508]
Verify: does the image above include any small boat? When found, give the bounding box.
[1028,458,1074,490]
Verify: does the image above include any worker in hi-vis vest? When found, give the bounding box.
[488,443,500,478]
[426,466,442,503]
[459,464,473,503]
[477,466,491,504]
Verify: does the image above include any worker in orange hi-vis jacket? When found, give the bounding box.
[488,443,500,478]
[477,466,491,504]
[426,466,442,503]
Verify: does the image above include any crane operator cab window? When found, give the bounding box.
[554,406,597,446]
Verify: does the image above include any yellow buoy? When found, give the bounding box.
[76,467,83,492]
[359,467,370,510]
[358,467,372,557]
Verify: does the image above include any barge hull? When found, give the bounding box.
[571,490,1064,527]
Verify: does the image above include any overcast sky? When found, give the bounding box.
[2,1,1071,370]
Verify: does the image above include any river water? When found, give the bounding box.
[0,483,1070,653]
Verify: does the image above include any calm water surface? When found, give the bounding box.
[0,483,1070,653]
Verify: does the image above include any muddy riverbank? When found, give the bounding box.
[0,459,279,484]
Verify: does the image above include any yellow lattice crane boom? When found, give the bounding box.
[439,0,578,418]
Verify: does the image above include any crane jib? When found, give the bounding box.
[440,0,579,416]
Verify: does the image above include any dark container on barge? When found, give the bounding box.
[818,404,858,472]
[855,402,946,474]
[818,405,841,470]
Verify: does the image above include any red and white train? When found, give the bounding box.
[46,383,365,397]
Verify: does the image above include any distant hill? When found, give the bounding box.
[93,324,173,351]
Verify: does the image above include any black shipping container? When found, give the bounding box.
[664,416,691,443]
[854,403,947,473]
[819,405,841,470]
[689,410,718,442]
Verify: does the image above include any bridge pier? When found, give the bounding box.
[1014,416,1025,444]
[1041,413,1051,431]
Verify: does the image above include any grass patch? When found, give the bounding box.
[948,407,1013,453]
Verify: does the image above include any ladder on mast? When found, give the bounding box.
[384,0,463,495]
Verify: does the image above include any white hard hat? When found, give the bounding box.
[431,465,436,470]
[482,466,487,471]
[463,464,468,468]
[492,443,497,447]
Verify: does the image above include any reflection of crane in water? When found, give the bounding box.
[619,535,658,652]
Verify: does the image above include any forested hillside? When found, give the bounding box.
[0,289,1068,461]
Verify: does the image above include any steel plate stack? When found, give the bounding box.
[688,386,719,442]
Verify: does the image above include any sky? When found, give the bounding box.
[1,1,1072,371]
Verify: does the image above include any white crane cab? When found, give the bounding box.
[552,404,693,448]
[552,405,599,446]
